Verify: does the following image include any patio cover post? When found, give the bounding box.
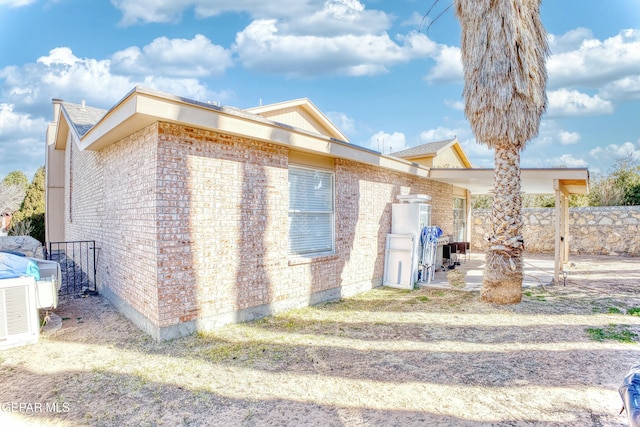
[553,180,570,284]
[563,190,570,263]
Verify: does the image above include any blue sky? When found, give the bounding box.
[0,0,639,182]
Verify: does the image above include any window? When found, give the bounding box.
[453,196,466,242]
[288,166,335,256]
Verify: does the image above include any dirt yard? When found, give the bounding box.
[2,254,640,426]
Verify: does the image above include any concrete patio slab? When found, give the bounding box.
[421,253,557,291]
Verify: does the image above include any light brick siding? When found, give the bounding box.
[332,159,453,291]
[64,121,455,339]
[155,123,291,329]
[66,124,160,327]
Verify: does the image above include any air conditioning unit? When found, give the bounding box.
[0,277,39,350]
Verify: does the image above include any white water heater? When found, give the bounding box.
[391,203,431,234]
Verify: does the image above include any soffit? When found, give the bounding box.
[428,168,590,195]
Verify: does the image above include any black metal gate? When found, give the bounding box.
[46,241,97,295]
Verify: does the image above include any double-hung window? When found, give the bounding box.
[288,166,335,256]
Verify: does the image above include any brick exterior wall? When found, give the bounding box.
[64,121,456,339]
[66,125,161,327]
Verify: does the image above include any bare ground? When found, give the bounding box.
[2,254,640,426]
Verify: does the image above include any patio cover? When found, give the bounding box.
[428,167,590,284]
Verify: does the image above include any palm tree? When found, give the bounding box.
[455,0,549,303]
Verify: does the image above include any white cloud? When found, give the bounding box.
[0,135,44,180]
[0,47,230,117]
[0,0,35,7]
[0,104,47,178]
[325,111,355,135]
[111,0,325,26]
[444,99,464,111]
[546,89,614,117]
[600,76,640,102]
[233,20,435,77]
[112,0,436,78]
[111,35,233,77]
[548,27,593,54]
[589,141,640,162]
[554,154,588,168]
[1,47,130,113]
[280,0,391,36]
[115,0,391,35]
[425,45,462,84]
[367,131,407,153]
[523,152,588,169]
[558,130,580,146]
[0,103,47,137]
[402,11,426,28]
[419,126,457,143]
[0,43,236,176]
[547,29,640,90]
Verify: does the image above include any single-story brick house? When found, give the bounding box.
[44,87,588,340]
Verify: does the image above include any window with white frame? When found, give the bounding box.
[288,166,335,256]
[453,196,467,242]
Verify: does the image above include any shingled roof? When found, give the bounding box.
[61,101,107,138]
[391,138,457,158]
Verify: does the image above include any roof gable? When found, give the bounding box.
[245,98,348,142]
[392,138,472,168]
[51,100,107,151]
[63,102,107,138]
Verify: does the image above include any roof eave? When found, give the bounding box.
[428,168,590,195]
[77,88,430,179]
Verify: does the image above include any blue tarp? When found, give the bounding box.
[620,364,640,427]
[0,252,40,280]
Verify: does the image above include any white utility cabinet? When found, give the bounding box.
[383,196,432,289]
[382,234,416,289]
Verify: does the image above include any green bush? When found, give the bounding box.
[9,166,45,244]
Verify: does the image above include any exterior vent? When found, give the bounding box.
[0,277,39,350]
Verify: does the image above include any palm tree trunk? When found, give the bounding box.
[482,142,524,304]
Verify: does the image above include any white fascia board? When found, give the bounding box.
[79,90,430,179]
[429,168,589,195]
[78,94,140,151]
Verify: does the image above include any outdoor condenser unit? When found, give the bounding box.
[0,277,39,350]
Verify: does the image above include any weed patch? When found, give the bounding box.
[627,307,640,316]
[586,324,638,342]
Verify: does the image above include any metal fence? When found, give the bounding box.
[46,241,97,295]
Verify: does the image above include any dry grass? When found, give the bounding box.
[2,255,640,426]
